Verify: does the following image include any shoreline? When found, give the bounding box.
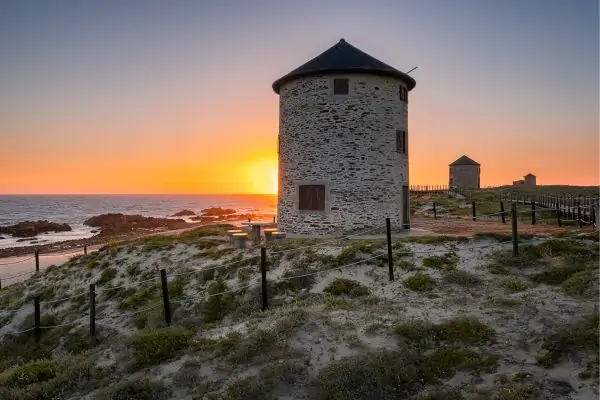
[0,217,273,259]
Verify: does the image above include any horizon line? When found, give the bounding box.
[0,193,279,196]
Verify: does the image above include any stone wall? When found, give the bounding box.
[276,73,409,235]
[449,165,480,189]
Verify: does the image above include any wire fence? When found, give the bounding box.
[0,212,582,343]
[419,198,597,230]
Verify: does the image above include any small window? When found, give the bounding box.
[399,87,408,103]
[396,130,407,154]
[333,78,349,95]
[299,185,326,211]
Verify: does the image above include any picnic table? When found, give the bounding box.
[240,221,277,245]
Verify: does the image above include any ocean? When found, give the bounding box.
[0,194,277,249]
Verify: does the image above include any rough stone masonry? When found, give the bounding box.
[272,39,416,235]
[276,73,410,235]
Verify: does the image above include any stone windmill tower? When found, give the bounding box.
[272,39,416,235]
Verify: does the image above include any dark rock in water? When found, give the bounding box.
[171,209,196,217]
[200,207,237,217]
[16,238,36,242]
[0,220,72,238]
[90,230,99,234]
[84,213,186,235]
[0,236,4,239]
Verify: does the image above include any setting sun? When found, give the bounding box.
[244,158,278,194]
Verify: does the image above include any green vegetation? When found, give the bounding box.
[136,225,233,250]
[404,273,436,292]
[0,356,103,400]
[395,316,495,347]
[536,313,599,368]
[97,267,117,285]
[97,377,171,400]
[485,296,521,308]
[273,266,316,295]
[117,284,159,310]
[323,278,370,297]
[500,276,527,292]
[422,253,458,270]
[222,360,307,400]
[194,310,306,365]
[203,280,234,323]
[130,327,193,368]
[443,269,482,287]
[315,345,496,399]
[401,235,469,245]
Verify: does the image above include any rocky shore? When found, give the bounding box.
[0,209,275,258]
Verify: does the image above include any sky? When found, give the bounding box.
[0,0,598,194]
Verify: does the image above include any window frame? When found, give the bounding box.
[396,129,407,154]
[333,78,349,95]
[296,181,329,213]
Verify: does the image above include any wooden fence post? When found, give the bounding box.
[260,247,268,311]
[531,201,536,225]
[472,201,476,221]
[160,269,171,326]
[433,202,437,219]
[556,202,562,227]
[84,245,88,255]
[89,284,96,345]
[592,204,596,229]
[511,203,518,256]
[386,218,394,282]
[35,250,40,273]
[500,202,505,224]
[578,205,583,229]
[34,296,41,342]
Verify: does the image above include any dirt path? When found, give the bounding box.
[411,216,571,236]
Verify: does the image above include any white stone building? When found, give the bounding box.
[272,39,416,235]
[449,155,480,189]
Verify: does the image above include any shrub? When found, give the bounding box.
[531,264,587,285]
[117,285,159,310]
[444,269,481,286]
[562,269,597,296]
[273,268,316,295]
[422,253,458,270]
[315,350,425,399]
[97,267,117,285]
[404,273,436,292]
[0,359,61,389]
[334,247,358,266]
[97,377,171,400]
[536,313,599,368]
[500,276,527,292]
[130,327,193,367]
[423,346,498,380]
[323,278,370,297]
[395,316,494,347]
[486,296,521,308]
[203,280,234,323]
[126,262,141,277]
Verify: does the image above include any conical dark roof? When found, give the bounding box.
[450,155,480,166]
[272,39,416,94]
